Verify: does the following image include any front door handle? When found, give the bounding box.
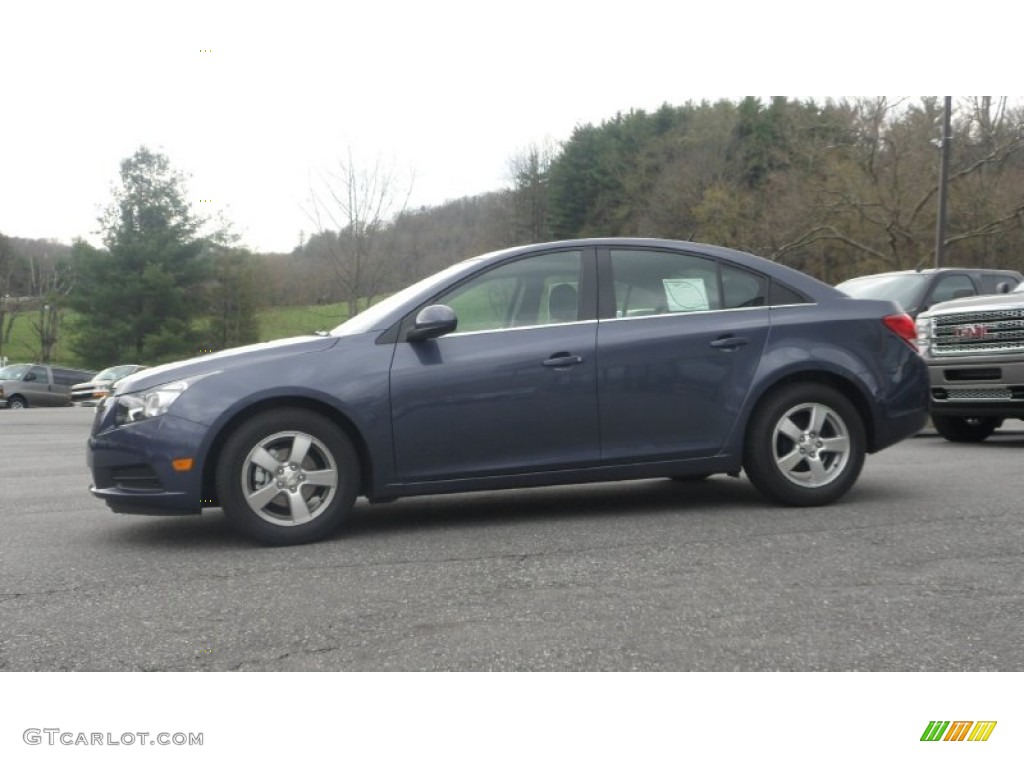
[542,353,584,368]
[709,335,750,350]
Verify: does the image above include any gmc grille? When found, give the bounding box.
[930,309,1024,356]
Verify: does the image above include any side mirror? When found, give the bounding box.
[23,372,37,382]
[996,281,1011,294]
[407,305,457,342]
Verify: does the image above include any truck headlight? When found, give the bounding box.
[915,316,932,354]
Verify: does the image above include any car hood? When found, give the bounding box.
[114,335,341,394]
[921,290,1024,317]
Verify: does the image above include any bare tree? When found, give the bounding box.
[304,149,413,318]
[0,233,19,362]
[766,97,1024,278]
[26,251,72,363]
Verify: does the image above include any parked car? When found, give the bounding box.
[71,364,147,406]
[0,364,96,409]
[88,238,929,545]
[835,268,1022,318]
[915,280,1024,442]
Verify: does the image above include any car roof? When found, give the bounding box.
[475,237,840,298]
[842,267,1023,281]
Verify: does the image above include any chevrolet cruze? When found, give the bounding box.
[88,239,929,545]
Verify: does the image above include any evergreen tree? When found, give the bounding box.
[69,147,210,366]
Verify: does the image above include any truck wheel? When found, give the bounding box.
[743,383,865,506]
[931,415,1000,443]
[7,395,27,409]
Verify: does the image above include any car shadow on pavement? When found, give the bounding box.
[93,513,251,551]
[94,476,766,548]
[340,476,765,539]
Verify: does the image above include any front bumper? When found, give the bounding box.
[925,355,1024,418]
[87,407,211,515]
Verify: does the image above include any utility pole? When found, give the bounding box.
[934,96,952,268]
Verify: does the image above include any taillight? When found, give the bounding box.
[883,313,918,351]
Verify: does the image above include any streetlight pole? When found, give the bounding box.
[934,96,952,268]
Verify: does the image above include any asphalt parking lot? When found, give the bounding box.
[1,407,1022,671]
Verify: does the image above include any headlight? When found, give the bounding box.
[113,375,207,425]
[915,316,932,353]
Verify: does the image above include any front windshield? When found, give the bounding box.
[94,364,139,382]
[331,258,484,336]
[0,364,30,381]
[836,274,927,312]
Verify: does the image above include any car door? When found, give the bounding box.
[389,248,600,482]
[595,246,770,462]
[924,272,977,308]
[23,365,60,406]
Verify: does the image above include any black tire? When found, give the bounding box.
[7,395,27,410]
[216,408,359,546]
[931,415,1000,443]
[743,383,866,506]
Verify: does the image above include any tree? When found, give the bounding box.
[506,141,555,242]
[204,246,261,349]
[69,147,211,367]
[0,233,18,362]
[770,98,1024,279]
[304,149,412,318]
[26,250,72,363]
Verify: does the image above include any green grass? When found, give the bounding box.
[257,301,350,340]
[0,300,367,368]
[0,312,49,366]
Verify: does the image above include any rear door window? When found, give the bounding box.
[929,274,976,304]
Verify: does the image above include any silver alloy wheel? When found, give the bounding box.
[240,430,339,526]
[8,398,25,409]
[771,401,851,489]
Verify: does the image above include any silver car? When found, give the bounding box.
[70,364,147,406]
[0,364,96,409]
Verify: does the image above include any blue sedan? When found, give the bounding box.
[87,239,929,545]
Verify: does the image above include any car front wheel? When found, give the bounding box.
[931,415,1001,443]
[216,408,359,545]
[7,395,27,409]
[743,384,865,506]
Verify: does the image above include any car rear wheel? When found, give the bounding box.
[7,395,27,409]
[216,408,359,546]
[931,415,1001,443]
[743,384,865,506]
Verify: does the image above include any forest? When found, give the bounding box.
[2,96,1022,368]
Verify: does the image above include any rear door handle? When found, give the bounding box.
[709,335,750,350]
[542,353,584,368]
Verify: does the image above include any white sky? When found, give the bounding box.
[2,0,1020,254]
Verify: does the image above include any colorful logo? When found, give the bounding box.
[921,721,997,742]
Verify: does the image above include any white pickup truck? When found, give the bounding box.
[915,283,1024,441]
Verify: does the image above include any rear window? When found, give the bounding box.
[53,368,94,386]
[978,274,1021,294]
[836,274,927,312]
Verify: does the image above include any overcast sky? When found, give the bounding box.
[3,1,1020,254]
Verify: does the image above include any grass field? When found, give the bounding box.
[0,300,359,368]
